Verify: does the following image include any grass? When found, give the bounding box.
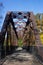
[18,39,23,47]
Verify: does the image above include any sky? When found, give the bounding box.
[0,0,43,31]
[0,0,43,14]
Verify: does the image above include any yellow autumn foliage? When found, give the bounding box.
[40,33,43,44]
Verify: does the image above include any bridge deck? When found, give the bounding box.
[0,47,43,65]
